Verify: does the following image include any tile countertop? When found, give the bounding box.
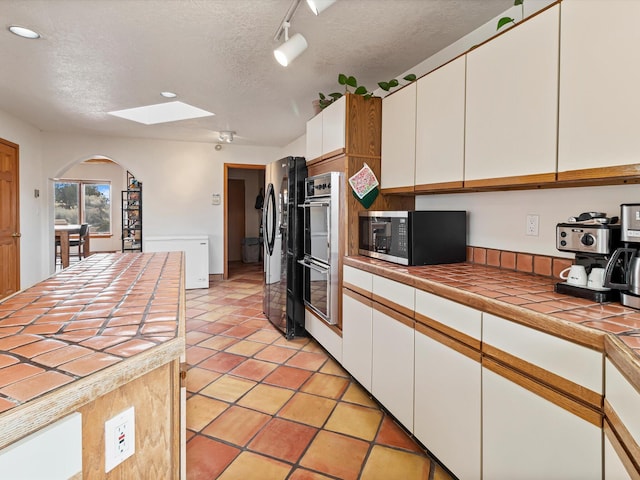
[0,252,185,450]
[343,256,640,391]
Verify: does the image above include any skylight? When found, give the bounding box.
[108,101,214,125]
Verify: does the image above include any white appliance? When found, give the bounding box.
[144,235,209,289]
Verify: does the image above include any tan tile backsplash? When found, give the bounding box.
[467,246,574,280]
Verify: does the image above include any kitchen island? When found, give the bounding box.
[0,252,185,479]
[338,255,640,479]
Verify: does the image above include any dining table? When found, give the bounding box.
[54,224,90,268]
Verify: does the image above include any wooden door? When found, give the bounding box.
[227,179,245,262]
[0,139,19,299]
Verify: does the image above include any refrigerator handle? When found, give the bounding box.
[264,183,276,256]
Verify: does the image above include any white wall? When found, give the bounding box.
[60,160,126,253]
[41,132,282,278]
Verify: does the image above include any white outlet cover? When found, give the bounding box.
[105,406,135,473]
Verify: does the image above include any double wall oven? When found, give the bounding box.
[299,172,342,325]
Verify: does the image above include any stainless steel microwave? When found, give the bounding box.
[358,210,467,266]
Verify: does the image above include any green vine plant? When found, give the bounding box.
[497,0,524,30]
[318,73,417,110]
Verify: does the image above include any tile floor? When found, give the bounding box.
[185,262,453,480]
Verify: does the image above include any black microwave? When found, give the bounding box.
[358,210,467,266]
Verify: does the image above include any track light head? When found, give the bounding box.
[306,0,336,15]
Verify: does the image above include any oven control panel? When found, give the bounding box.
[305,173,333,199]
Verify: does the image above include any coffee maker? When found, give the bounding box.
[556,212,621,303]
[604,204,640,309]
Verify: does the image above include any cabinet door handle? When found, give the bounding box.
[12,232,21,238]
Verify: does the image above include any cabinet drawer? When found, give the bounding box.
[415,289,481,348]
[372,274,414,317]
[343,265,373,297]
[483,313,603,405]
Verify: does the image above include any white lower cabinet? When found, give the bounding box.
[483,362,602,480]
[414,325,481,479]
[604,426,634,480]
[342,289,373,391]
[371,305,414,429]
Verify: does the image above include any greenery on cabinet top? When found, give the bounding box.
[318,73,416,110]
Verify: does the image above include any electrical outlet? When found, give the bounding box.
[105,407,135,473]
[526,214,539,236]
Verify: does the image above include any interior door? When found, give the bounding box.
[227,179,245,262]
[0,139,19,299]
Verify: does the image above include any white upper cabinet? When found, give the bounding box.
[465,5,559,185]
[381,82,417,191]
[415,56,466,189]
[306,112,323,162]
[558,0,640,175]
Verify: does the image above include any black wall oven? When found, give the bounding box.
[299,172,342,325]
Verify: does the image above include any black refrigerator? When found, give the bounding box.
[263,156,307,338]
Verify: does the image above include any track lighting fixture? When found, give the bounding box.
[273,22,308,67]
[306,0,336,15]
[218,131,235,143]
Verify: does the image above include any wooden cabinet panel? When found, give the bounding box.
[415,56,465,189]
[371,305,414,429]
[483,362,601,479]
[465,5,559,186]
[381,83,417,191]
[558,0,640,175]
[414,326,481,479]
[342,289,373,391]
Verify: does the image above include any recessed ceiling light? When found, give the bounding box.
[8,25,41,39]
[108,101,214,125]
[160,91,177,98]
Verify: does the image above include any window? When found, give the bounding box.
[54,180,111,234]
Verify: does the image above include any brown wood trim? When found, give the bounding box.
[604,420,640,480]
[558,164,640,182]
[605,401,640,475]
[414,181,464,192]
[414,310,481,351]
[483,343,602,410]
[371,293,414,320]
[606,335,640,396]
[321,148,346,161]
[307,155,347,177]
[380,185,415,195]
[464,172,556,189]
[372,301,414,329]
[343,284,372,302]
[415,322,481,363]
[483,357,602,427]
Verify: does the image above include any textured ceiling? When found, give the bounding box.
[1,0,515,148]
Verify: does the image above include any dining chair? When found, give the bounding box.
[69,223,90,260]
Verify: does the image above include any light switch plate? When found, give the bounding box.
[105,406,135,473]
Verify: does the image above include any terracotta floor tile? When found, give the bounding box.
[186,367,222,393]
[202,405,270,447]
[299,430,370,480]
[197,322,235,335]
[300,373,349,399]
[237,384,294,415]
[0,371,74,402]
[286,351,328,371]
[248,417,317,463]
[198,351,247,373]
[22,323,64,335]
[288,468,335,480]
[341,382,377,408]
[246,329,282,344]
[318,357,349,377]
[186,394,229,432]
[263,365,313,390]
[186,330,214,345]
[186,435,240,480]
[229,358,278,381]
[80,335,130,350]
[360,445,430,480]
[278,392,336,428]
[0,354,19,369]
[0,363,44,388]
[223,325,260,339]
[273,336,310,350]
[186,345,217,366]
[376,415,423,453]
[224,339,267,357]
[32,344,93,368]
[58,352,121,376]
[254,345,297,363]
[200,375,257,403]
[324,402,382,441]
[0,334,42,351]
[105,339,157,357]
[198,335,239,351]
[217,451,291,480]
